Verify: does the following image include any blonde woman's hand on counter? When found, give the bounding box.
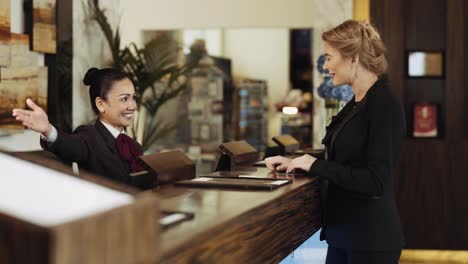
[286,154,316,173]
[265,156,292,171]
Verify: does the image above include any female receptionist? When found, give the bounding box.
[12,67,152,189]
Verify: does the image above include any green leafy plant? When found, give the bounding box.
[85,0,199,151]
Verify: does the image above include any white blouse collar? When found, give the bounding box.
[99,120,123,139]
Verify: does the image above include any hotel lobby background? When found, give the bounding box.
[1,0,468,262]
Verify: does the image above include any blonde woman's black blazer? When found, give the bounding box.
[309,76,405,250]
[40,120,152,189]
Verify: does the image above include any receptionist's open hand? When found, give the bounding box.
[265,156,292,171]
[286,154,316,173]
[12,98,52,137]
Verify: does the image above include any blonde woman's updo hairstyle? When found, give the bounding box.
[322,20,388,76]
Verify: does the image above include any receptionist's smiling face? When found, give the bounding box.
[97,78,137,131]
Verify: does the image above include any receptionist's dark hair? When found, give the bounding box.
[83,67,130,115]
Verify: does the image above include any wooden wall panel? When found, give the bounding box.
[446,0,465,140]
[370,0,404,98]
[397,141,452,248]
[447,142,468,248]
[371,0,467,249]
[465,0,468,137]
[445,0,467,249]
[405,0,446,50]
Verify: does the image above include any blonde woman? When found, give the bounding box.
[266,20,404,263]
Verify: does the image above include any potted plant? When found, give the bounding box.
[85,0,199,151]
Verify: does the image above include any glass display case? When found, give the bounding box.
[237,80,268,153]
[177,55,224,151]
[280,112,312,148]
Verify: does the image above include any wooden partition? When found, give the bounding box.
[138,150,195,186]
[272,134,324,158]
[0,152,160,263]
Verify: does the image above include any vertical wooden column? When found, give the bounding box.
[370,0,404,99]
[52,0,72,132]
[24,0,72,132]
[445,0,468,249]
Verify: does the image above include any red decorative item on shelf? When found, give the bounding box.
[413,103,438,137]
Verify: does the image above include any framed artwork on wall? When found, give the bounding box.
[32,0,56,54]
[0,34,48,135]
[0,0,11,66]
[406,50,445,78]
[412,102,439,138]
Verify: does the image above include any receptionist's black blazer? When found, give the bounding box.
[309,76,405,250]
[41,120,152,189]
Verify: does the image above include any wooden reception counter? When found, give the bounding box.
[155,171,321,263]
[2,150,321,263]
